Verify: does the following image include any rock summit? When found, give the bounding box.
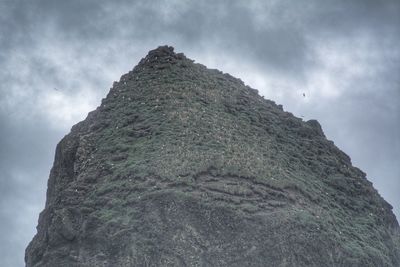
[26,46,400,266]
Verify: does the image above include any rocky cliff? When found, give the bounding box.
[26,46,400,266]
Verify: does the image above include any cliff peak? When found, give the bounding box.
[26,46,400,267]
[138,45,187,67]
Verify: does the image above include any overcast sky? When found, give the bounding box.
[1,1,399,266]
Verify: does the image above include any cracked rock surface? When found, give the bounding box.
[26,46,400,266]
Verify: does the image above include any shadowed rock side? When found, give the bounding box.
[26,46,400,266]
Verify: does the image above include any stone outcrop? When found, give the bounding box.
[26,46,400,266]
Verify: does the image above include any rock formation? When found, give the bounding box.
[26,46,400,266]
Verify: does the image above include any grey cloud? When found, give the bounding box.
[0,113,64,267]
[1,1,399,266]
[5,0,398,79]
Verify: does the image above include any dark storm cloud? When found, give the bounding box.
[1,1,399,266]
[4,0,398,79]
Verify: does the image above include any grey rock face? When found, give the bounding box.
[26,46,400,266]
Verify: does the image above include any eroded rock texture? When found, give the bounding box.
[26,46,400,266]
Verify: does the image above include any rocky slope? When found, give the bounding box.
[26,46,400,266]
